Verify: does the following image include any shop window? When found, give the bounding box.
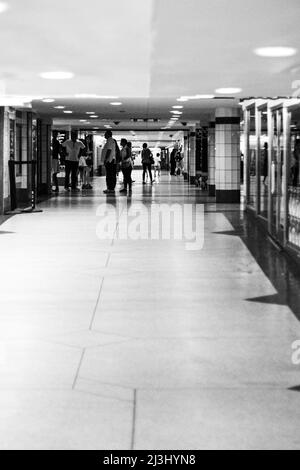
[259,107,269,218]
[248,106,257,208]
[288,110,300,248]
[15,124,23,176]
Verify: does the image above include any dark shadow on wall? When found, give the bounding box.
[222,210,300,322]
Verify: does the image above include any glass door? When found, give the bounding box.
[288,106,300,249]
[270,108,285,242]
[258,105,268,218]
[245,105,257,209]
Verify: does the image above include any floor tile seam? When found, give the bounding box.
[111,204,127,247]
[72,348,86,390]
[89,278,105,331]
[73,388,133,405]
[25,337,134,351]
[131,389,137,451]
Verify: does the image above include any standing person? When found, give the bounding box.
[78,153,93,190]
[61,130,85,192]
[141,143,153,184]
[127,142,135,183]
[119,138,133,194]
[175,151,183,176]
[170,148,177,175]
[51,131,61,193]
[102,130,119,194]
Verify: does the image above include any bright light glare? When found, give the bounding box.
[0,2,9,14]
[39,71,74,80]
[215,88,242,94]
[254,47,297,58]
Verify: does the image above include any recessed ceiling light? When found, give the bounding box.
[172,105,183,109]
[79,119,87,122]
[39,71,74,80]
[170,110,182,114]
[0,2,9,14]
[178,94,214,101]
[193,94,215,99]
[42,98,55,103]
[75,94,119,99]
[215,87,242,94]
[63,110,73,114]
[110,102,122,106]
[86,112,95,115]
[90,115,98,118]
[254,47,297,58]
[54,106,65,109]
[177,97,189,102]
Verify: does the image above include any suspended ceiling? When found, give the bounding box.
[0,0,300,130]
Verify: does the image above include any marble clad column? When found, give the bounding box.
[208,121,216,197]
[183,132,188,180]
[215,107,241,203]
[189,128,196,185]
[0,108,4,214]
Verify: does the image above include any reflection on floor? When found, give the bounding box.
[0,172,300,450]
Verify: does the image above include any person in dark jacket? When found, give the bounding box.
[51,131,61,193]
[119,138,133,194]
[170,148,177,175]
[141,143,153,184]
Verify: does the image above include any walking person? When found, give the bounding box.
[51,131,61,193]
[61,130,85,192]
[119,138,133,195]
[79,153,93,190]
[154,152,161,179]
[102,130,119,194]
[141,143,153,184]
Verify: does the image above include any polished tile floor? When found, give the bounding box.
[0,171,300,450]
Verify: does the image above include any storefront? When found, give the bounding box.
[242,98,300,257]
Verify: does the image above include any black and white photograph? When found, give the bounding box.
[1,0,300,453]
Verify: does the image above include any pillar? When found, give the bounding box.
[0,108,4,214]
[37,118,52,195]
[208,121,216,196]
[183,132,188,180]
[215,108,241,203]
[189,127,196,185]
